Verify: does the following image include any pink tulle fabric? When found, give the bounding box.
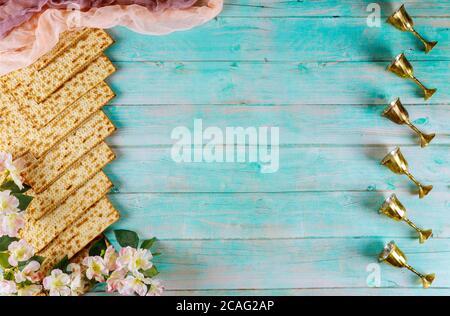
[0,1,198,39]
[0,0,223,75]
[0,1,46,39]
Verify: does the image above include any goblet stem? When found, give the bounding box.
[405,264,435,288]
[403,217,420,233]
[411,76,436,100]
[412,30,427,48]
[412,29,437,53]
[405,121,422,137]
[411,76,428,92]
[405,263,424,279]
[404,170,421,187]
[405,121,434,147]
[404,170,433,198]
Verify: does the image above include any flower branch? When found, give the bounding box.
[0,151,162,296]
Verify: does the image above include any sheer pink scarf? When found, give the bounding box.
[0,1,198,38]
[0,0,223,75]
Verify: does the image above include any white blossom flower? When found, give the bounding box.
[8,239,35,267]
[120,275,151,296]
[7,169,24,191]
[0,152,12,174]
[66,263,82,274]
[146,279,164,296]
[82,256,108,282]
[17,284,42,296]
[104,245,118,271]
[0,210,25,238]
[130,248,153,275]
[67,263,86,296]
[0,190,19,213]
[14,260,41,283]
[43,269,71,296]
[116,247,153,276]
[106,269,127,293]
[116,246,136,271]
[0,153,24,190]
[0,280,17,295]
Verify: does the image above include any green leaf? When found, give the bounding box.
[0,179,30,193]
[142,266,159,278]
[0,252,11,269]
[52,255,69,272]
[3,269,14,281]
[17,255,44,269]
[0,235,18,251]
[90,283,107,293]
[89,238,107,257]
[11,193,33,211]
[114,230,139,248]
[140,237,157,250]
[152,252,162,257]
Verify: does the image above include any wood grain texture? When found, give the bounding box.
[107,191,450,239]
[218,1,450,17]
[104,146,448,193]
[163,288,450,296]
[108,61,449,106]
[104,105,450,146]
[107,18,449,62]
[99,0,450,295]
[103,236,450,290]
[88,288,450,296]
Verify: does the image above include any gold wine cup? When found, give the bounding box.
[387,5,438,53]
[387,53,437,100]
[381,147,433,198]
[379,241,435,288]
[379,194,433,243]
[382,98,435,147]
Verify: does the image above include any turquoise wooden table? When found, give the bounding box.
[102,0,450,295]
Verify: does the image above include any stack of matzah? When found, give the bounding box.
[0,28,120,273]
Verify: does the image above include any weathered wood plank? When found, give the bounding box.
[99,2,450,295]
[108,191,450,239]
[220,0,450,17]
[108,61,449,106]
[164,288,450,296]
[88,287,450,296]
[102,237,450,289]
[105,105,449,146]
[107,18,449,62]
[104,146,449,193]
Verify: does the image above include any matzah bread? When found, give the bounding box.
[0,82,13,113]
[3,29,114,103]
[0,28,97,89]
[21,56,115,128]
[0,110,29,157]
[30,82,115,158]
[1,29,120,280]
[34,29,91,71]
[22,111,116,192]
[27,142,115,220]
[0,91,32,157]
[21,172,112,252]
[39,197,120,273]
[1,73,114,160]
